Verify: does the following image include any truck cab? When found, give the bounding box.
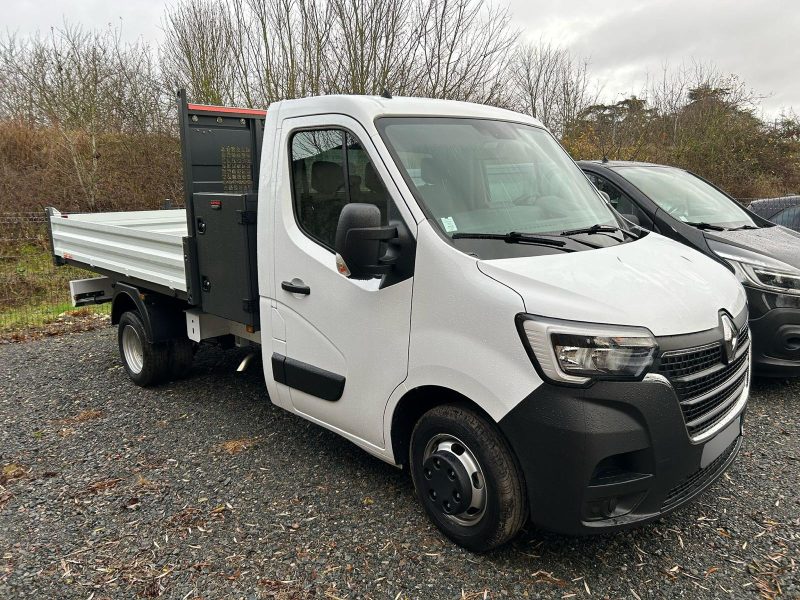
[49,93,750,551]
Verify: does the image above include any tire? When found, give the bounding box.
[169,337,196,379]
[409,404,527,552]
[117,311,170,387]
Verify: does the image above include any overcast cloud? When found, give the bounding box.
[6,0,800,116]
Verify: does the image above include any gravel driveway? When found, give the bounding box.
[0,328,797,599]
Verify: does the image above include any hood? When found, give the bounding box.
[705,226,800,269]
[478,233,746,337]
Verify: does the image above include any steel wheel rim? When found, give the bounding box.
[121,324,144,374]
[422,433,487,526]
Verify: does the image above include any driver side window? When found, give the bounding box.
[290,129,390,250]
[587,173,635,214]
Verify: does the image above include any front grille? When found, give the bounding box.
[682,371,748,437]
[659,344,721,378]
[658,326,749,438]
[672,349,748,400]
[662,438,738,511]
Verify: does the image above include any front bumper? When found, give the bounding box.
[498,374,747,535]
[746,286,800,377]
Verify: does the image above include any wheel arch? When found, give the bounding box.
[111,283,188,343]
[111,288,138,325]
[390,385,497,468]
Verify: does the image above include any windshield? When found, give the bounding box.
[376,117,619,237]
[618,166,758,228]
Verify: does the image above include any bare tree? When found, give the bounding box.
[0,24,167,209]
[414,0,518,104]
[511,40,596,136]
[512,41,562,130]
[161,0,518,107]
[161,0,237,105]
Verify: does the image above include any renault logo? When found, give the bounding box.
[720,314,737,364]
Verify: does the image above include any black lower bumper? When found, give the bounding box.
[498,378,745,535]
[745,286,800,377]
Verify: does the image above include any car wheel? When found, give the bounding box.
[409,404,527,552]
[118,311,170,387]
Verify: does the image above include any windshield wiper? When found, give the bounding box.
[560,224,621,236]
[560,223,639,242]
[728,224,760,231]
[452,231,574,251]
[685,221,728,231]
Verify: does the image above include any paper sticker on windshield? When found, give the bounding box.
[441,216,457,233]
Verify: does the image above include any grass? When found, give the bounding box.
[0,241,110,337]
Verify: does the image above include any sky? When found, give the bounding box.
[6,0,800,118]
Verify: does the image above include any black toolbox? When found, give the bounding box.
[189,192,259,329]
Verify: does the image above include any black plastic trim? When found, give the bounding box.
[271,353,345,401]
[654,307,747,354]
[281,281,311,295]
[498,377,745,535]
[111,283,188,343]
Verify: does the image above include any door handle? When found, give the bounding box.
[281,280,311,295]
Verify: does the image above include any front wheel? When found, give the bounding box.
[118,311,170,387]
[409,404,527,552]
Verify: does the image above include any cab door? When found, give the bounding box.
[271,114,415,449]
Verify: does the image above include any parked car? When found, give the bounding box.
[579,160,800,377]
[46,96,750,551]
[748,196,800,231]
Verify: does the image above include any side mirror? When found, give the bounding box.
[335,203,398,280]
[621,213,640,226]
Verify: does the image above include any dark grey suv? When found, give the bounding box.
[579,160,800,377]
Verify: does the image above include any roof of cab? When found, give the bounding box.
[270,95,545,129]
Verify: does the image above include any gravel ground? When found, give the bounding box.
[0,328,797,599]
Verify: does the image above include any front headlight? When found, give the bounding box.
[517,315,658,385]
[715,250,800,296]
[744,265,800,295]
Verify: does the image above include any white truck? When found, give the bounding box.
[48,91,751,551]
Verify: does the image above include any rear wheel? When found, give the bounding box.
[409,404,527,552]
[118,311,170,387]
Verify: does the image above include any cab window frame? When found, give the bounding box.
[586,172,636,214]
[287,126,393,252]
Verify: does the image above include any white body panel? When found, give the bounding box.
[391,222,541,423]
[478,233,747,336]
[267,112,417,450]
[50,209,187,292]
